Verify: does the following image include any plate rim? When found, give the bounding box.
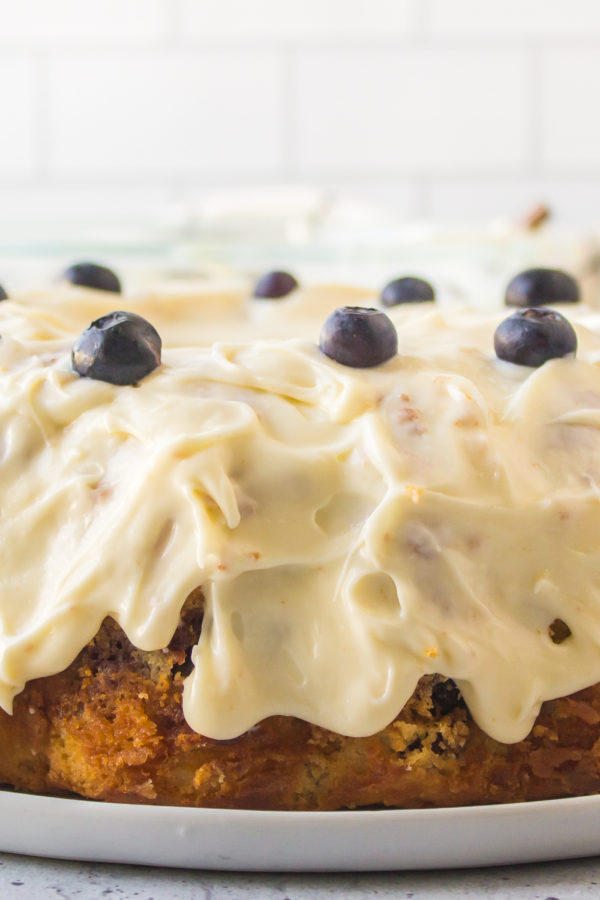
[2,789,600,872]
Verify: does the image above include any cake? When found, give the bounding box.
[2,262,600,809]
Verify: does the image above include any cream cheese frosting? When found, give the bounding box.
[2,284,600,744]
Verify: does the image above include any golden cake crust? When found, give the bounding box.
[2,596,600,810]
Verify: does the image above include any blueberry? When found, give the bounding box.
[0,284,8,301]
[253,270,298,300]
[494,307,577,368]
[319,306,398,368]
[63,262,121,294]
[72,311,161,385]
[381,276,435,307]
[505,268,579,308]
[430,679,464,718]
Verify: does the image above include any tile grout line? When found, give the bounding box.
[278,45,298,179]
[525,41,543,176]
[413,176,432,220]
[8,168,600,191]
[30,49,51,182]
[413,0,431,40]
[4,35,600,55]
[161,0,183,48]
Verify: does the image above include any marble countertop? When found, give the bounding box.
[1,853,600,899]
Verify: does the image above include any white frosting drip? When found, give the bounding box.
[1,285,600,743]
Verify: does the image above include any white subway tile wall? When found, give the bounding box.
[428,0,600,36]
[49,53,283,174]
[296,49,528,171]
[0,0,167,42]
[180,0,415,40]
[541,50,600,168]
[1,0,599,224]
[0,57,35,174]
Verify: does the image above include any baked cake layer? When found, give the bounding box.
[2,597,600,811]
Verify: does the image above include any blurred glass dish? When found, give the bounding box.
[0,188,596,310]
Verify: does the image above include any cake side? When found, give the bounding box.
[2,597,600,810]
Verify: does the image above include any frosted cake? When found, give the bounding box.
[1,262,600,808]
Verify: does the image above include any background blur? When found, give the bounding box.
[1,0,600,242]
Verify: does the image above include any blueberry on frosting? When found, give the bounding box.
[0,284,8,301]
[63,262,121,294]
[381,276,435,307]
[494,307,577,368]
[319,306,398,368]
[253,270,298,300]
[72,311,161,385]
[505,268,579,308]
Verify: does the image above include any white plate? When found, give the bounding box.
[1,792,600,871]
